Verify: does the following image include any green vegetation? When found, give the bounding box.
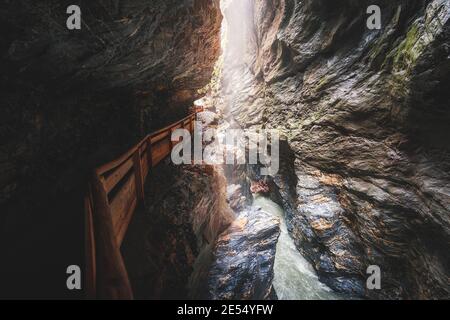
[390,23,423,72]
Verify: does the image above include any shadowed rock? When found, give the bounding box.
[0,0,222,298]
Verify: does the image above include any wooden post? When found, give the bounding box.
[192,114,196,133]
[170,127,176,149]
[84,184,96,299]
[133,150,145,203]
[147,137,153,168]
[91,174,133,299]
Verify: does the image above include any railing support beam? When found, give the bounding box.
[85,108,202,299]
[133,151,145,204]
[92,175,133,299]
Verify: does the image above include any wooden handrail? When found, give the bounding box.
[95,112,197,176]
[84,107,202,299]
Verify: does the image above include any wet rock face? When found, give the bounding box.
[1,0,221,205]
[221,0,450,299]
[0,0,221,297]
[122,164,234,299]
[208,207,280,300]
[227,184,247,212]
[195,109,281,300]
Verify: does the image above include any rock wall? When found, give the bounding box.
[195,110,280,300]
[0,0,221,297]
[121,163,233,299]
[208,206,280,300]
[220,0,450,299]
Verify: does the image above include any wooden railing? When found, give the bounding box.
[84,108,202,299]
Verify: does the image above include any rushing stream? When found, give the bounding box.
[253,195,342,300]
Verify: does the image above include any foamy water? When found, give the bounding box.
[253,195,342,300]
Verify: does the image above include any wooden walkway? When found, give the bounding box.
[84,108,202,299]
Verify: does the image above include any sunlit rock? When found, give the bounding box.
[208,207,280,300]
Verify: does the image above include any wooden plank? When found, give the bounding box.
[97,111,198,175]
[116,197,137,246]
[170,121,185,149]
[172,123,182,131]
[141,150,149,179]
[189,116,194,133]
[103,157,134,194]
[170,127,175,149]
[147,138,153,170]
[150,130,170,144]
[84,185,96,299]
[151,138,171,166]
[146,138,153,170]
[139,143,146,154]
[85,110,201,299]
[91,175,132,299]
[133,151,145,203]
[110,173,137,237]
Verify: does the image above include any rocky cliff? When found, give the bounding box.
[208,206,280,300]
[0,0,221,298]
[122,163,234,299]
[219,0,450,299]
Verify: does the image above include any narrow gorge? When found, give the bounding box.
[0,0,449,300]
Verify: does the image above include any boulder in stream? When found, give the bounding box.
[208,207,280,300]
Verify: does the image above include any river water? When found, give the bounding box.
[253,195,342,300]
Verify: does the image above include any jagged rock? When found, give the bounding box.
[226,184,247,212]
[0,0,222,297]
[208,207,280,300]
[122,163,234,299]
[218,0,450,299]
[250,180,270,194]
